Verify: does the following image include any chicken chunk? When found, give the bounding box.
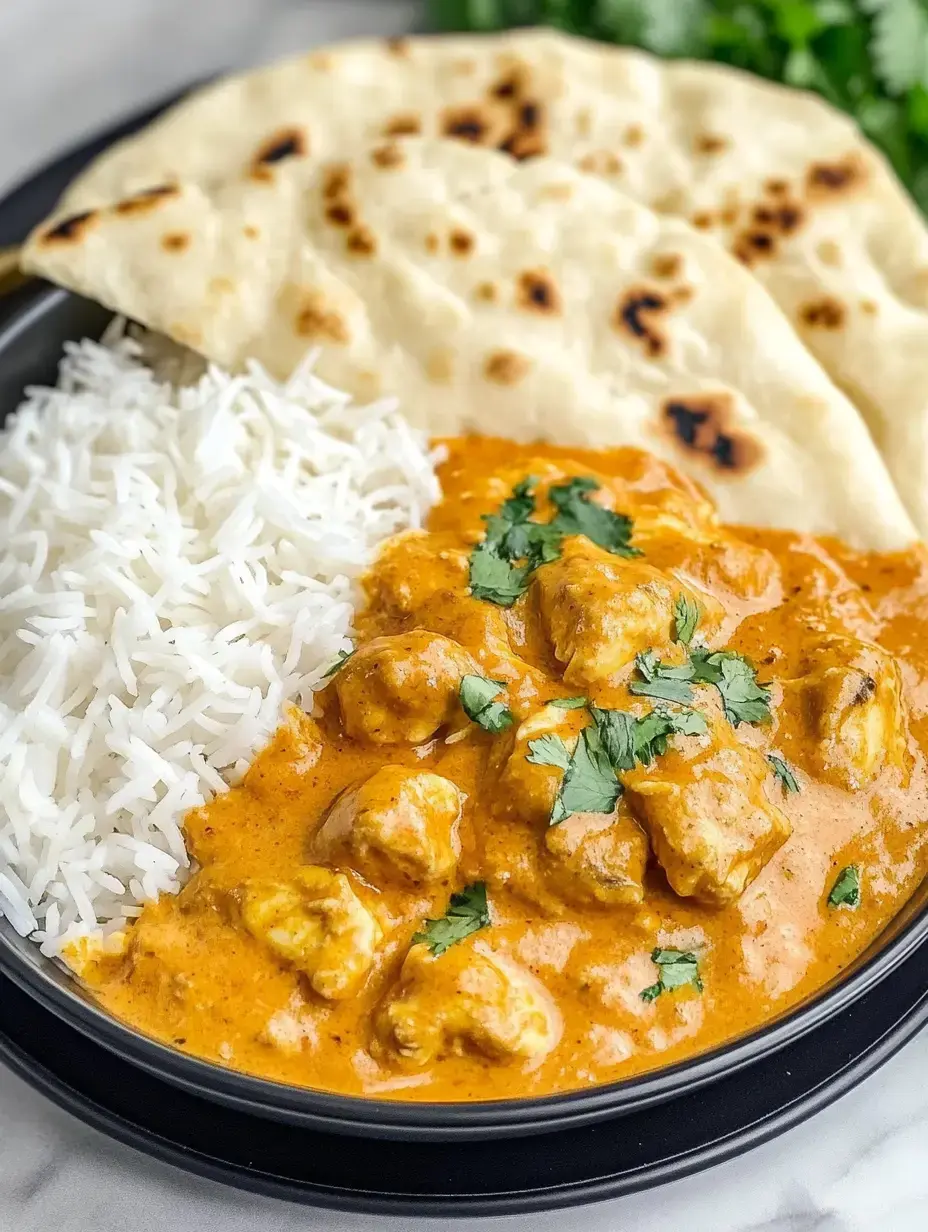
[493,703,588,825]
[237,867,381,1000]
[787,634,909,789]
[334,630,480,744]
[624,724,791,905]
[363,530,469,618]
[544,808,649,908]
[313,766,463,886]
[534,538,722,686]
[376,940,562,1065]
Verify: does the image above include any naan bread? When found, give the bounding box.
[23,137,915,549]
[41,28,928,537]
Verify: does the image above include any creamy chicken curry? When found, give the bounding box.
[69,438,928,1101]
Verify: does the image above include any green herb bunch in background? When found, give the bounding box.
[429,0,928,210]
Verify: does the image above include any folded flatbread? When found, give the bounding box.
[23,136,915,550]
[37,28,928,537]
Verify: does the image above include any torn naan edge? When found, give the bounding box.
[23,138,915,551]
[40,28,928,537]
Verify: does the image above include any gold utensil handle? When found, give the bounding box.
[0,246,27,297]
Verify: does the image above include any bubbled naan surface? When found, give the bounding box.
[24,137,915,550]
[29,27,928,537]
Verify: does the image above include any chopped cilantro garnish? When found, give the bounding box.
[412,882,491,956]
[767,754,800,795]
[526,733,572,770]
[549,696,588,709]
[525,728,620,824]
[688,649,772,727]
[828,865,861,909]
[551,725,622,824]
[590,704,706,770]
[321,647,355,678]
[640,948,703,1002]
[468,543,531,607]
[547,477,641,559]
[459,674,513,734]
[673,593,701,645]
[629,677,697,705]
[468,474,639,606]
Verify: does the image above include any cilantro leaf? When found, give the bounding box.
[689,649,772,726]
[629,677,696,705]
[549,696,588,709]
[715,656,772,726]
[548,477,641,558]
[589,707,637,772]
[412,882,491,956]
[553,725,622,823]
[590,704,707,771]
[828,864,861,909]
[468,543,530,607]
[673,593,701,645]
[459,674,513,734]
[321,647,355,678]
[526,733,572,770]
[640,947,703,1001]
[767,754,800,794]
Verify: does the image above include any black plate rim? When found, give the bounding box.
[2,957,928,1217]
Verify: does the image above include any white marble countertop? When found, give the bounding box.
[1,2,925,1229]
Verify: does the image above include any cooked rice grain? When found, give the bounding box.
[0,330,439,953]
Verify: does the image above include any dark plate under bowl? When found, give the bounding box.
[1,278,928,1144]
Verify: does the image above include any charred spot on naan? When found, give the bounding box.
[113,184,179,216]
[252,127,307,169]
[38,209,98,246]
[161,232,190,253]
[449,227,475,257]
[474,280,499,303]
[765,178,790,197]
[326,202,355,227]
[733,229,777,266]
[484,349,532,385]
[294,291,350,344]
[577,150,623,176]
[651,253,684,281]
[441,104,495,145]
[370,142,405,170]
[694,133,728,155]
[691,211,715,231]
[383,113,422,138]
[346,225,377,257]
[623,124,645,148]
[498,101,548,161]
[662,393,763,476]
[614,287,673,358]
[806,153,867,201]
[322,164,352,201]
[799,297,846,330]
[752,201,804,236]
[516,269,561,315]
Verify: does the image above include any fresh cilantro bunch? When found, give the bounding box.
[428,0,928,211]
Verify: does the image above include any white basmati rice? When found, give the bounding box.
[0,328,440,955]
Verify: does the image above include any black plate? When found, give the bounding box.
[2,89,928,1212]
[2,936,928,1216]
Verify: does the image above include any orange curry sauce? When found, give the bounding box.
[70,438,928,1101]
